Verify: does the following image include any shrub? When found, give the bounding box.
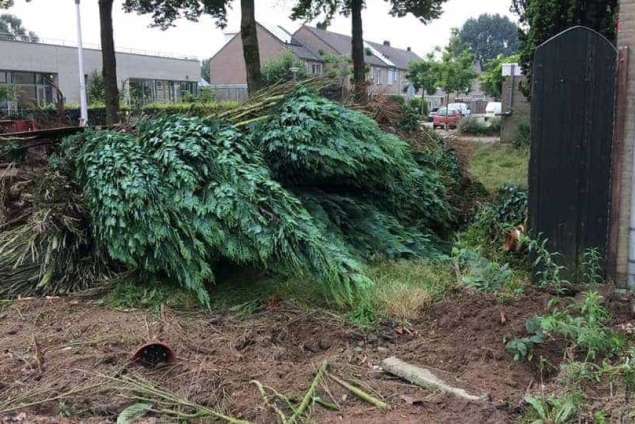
[399,102,423,133]
[458,117,501,136]
[141,101,239,117]
[408,97,428,116]
[507,292,623,362]
[262,52,308,86]
[513,121,531,149]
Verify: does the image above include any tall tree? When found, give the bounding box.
[480,54,519,99]
[513,0,617,86]
[291,0,447,103]
[123,0,264,95]
[458,14,519,68]
[98,0,119,124]
[0,14,38,42]
[406,32,476,114]
[201,57,211,82]
[0,0,13,9]
[239,0,262,93]
[407,54,438,111]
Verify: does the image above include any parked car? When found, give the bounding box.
[427,107,440,122]
[485,102,502,121]
[447,102,471,117]
[433,108,462,129]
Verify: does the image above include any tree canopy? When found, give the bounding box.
[0,0,12,9]
[458,14,519,68]
[480,54,519,99]
[514,0,617,85]
[407,32,476,105]
[291,0,447,101]
[122,0,230,29]
[291,0,446,24]
[0,14,38,42]
[407,54,438,96]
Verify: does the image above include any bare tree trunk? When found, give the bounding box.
[351,0,367,103]
[240,0,262,95]
[98,0,119,125]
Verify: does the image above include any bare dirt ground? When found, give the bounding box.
[0,289,570,424]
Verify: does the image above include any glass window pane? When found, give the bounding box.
[13,71,35,85]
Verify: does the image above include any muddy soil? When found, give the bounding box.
[0,290,567,423]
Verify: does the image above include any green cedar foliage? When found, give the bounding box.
[251,90,453,235]
[68,117,371,306]
[54,90,455,305]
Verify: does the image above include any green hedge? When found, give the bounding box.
[141,101,240,117]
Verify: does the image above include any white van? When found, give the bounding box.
[485,102,502,120]
[447,103,471,117]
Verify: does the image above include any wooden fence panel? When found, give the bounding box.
[529,26,617,279]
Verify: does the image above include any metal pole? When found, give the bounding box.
[75,0,88,127]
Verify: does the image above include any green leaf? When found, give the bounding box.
[117,402,153,424]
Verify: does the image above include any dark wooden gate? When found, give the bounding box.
[529,26,617,279]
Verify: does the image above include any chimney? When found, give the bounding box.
[383,40,391,47]
[407,47,412,52]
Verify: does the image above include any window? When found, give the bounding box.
[311,63,323,75]
[128,78,197,106]
[0,70,58,111]
[388,69,396,85]
[373,67,382,84]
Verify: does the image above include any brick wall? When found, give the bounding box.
[501,75,531,144]
[611,0,635,287]
[210,25,288,85]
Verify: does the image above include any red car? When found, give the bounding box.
[433,108,462,129]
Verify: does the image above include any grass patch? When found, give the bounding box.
[469,143,529,193]
[367,260,456,321]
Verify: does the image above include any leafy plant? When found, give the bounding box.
[525,393,582,424]
[526,237,569,292]
[452,245,512,292]
[581,247,602,286]
[506,317,545,361]
[511,292,622,363]
[514,121,531,149]
[458,117,501,136]
[262,52,308,86]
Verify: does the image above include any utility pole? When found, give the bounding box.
[75,0,88,126]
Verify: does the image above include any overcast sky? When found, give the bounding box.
[6,0,516,61]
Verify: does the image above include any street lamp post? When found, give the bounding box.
[75,0,88,127]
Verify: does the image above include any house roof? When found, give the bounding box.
[293,25,422,70]
[367,41,422,70]
[258,22,323,62]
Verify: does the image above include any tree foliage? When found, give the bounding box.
[55,89,456,304]
[408,32,476,104]
[291,0,447,101]
[262,52,308,86]
[122,0,229,29]
[87,70,105,105]
[458,14,519,68]
[0,0,13,9]
[407,54,438,96]
[513,0,618,85]
[0,13,38,42]
[480,54,519,99]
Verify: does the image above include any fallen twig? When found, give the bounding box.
[288,360,329,424]
[328,373,388,410]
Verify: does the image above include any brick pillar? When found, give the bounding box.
[611,0,635,287]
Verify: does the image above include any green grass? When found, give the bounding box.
[469,144,529,193]
[102,261,459,325]
[367,260,456,321]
